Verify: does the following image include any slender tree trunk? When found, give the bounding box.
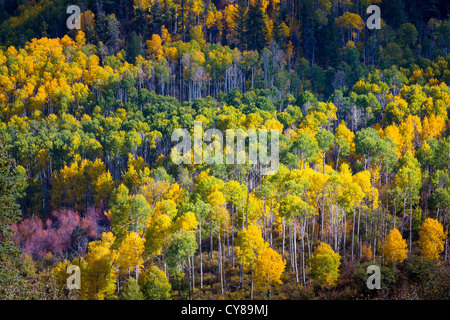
[301,221,306,285]
[218,232,224,294]
[192,255,195,292]
[232,227,236,267]
[409,196,413,252]
[401,193,407,234]
[294,219,299,283]
[210,220,213,259]
[357,204,361,257]
[351,206,356,260]
[343,210,347,258]
[199,222,203,288]
[250,272,254,300]
[270,196,273,247]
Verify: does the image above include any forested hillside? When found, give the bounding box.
[0,0,449,300]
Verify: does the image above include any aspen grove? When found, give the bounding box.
[0,0,449,300]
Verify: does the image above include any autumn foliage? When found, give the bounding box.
[0,0,449,301]
[381,228,408,265]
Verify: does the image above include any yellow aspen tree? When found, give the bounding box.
[335,12,365,43]
[174,211,198,232]
[236,225,268,276]
[421,115,446,141]
[383,124,404,157]
[144,214,174,256]
[134,0,151,10]
[335,121,355,170]
[399,115,422,155]
[146,34,164,60]
[418,218,446,261]
[94,171,114,207]
[85,232,117,300]
[117,232,145,280]
[254,247,286,299]
[381,228,408,265]
[80,10,95,31]
[139,177,171,210]
[161,26,171,43]
[236,226,267,268]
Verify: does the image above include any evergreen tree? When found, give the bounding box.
[134,7,148,37]
[0,143,24,298]
[127,32,143,64]
[245,0,267,51]
[234,0,248,50]
[150,0,164,35]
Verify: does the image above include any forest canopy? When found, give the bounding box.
[0,0,449,300]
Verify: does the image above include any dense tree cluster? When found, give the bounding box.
[0,0,449,300]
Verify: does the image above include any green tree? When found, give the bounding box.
[292,130,320,169]
[234,0,247,50]
[316,129,335,173]
[140,265,172,300]
[122,277,145,300]
[108,184,151,245]
[0,144,25,298]
[245,0,267,51]
[309,242,341,289]
[355,127,382,170]
[397,23,418,49]
[127,32,143,63]
[395,153,422,251]
[164,230,198,275]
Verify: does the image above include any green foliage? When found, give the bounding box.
[353,262,396,297]
[406,255,440,286]
[164,230,198,274]
[0,144,23,298]
[122,277,145,300]
[140,266,172,300]
[0,0,449,301]
[309,242,341,289]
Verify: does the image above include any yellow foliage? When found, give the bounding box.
[400,115,422,155]
[165,183,185,203]
[161,25,171,43]
[421,115,446,141]
[175,211,198,231]
[383,124,403,157]
[206,10,216,29]
[254,247,286,296]
[117,232,145,275]
[381,228,408,265]
[236,225,268,270]
[145,214,173,255]
[418,218,446,261]
[146,34,164,59]
[335,12,365,32]
[85,232,117,300]
[335,121,355,153]
[309,242,341,289]
[134,0,151,10]
[75,30,86,46]
[81,10,95,30]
